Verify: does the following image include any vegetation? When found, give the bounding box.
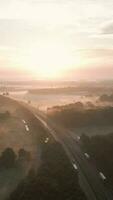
[99,94,113,102]
[48,103,113,128]
[28,82,113,95]
[0,95,86,200]
[0,147,31,200]
[81,133,113,187]
[28,87,83,95]
[0,147,31,170]
[8,142,86,200]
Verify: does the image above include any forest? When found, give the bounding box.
[8,142,86,200]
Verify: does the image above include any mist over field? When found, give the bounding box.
[1,0,113,199]
[1,80,113,200]
[0,96,42,200]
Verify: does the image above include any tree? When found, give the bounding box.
[0,148,16,168]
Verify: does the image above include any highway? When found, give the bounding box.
[8,97,113,200]
[28,107,113,200]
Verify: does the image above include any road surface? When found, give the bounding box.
[28,107,113,200]
[9,98,113,200]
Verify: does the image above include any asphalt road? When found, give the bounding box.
[9,98,113,200]
[29,108,113,200]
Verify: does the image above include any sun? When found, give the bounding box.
[18,42,82,80]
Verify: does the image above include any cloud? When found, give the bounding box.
[77,48,113,58]
[101,21,113,34]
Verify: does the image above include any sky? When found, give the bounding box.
[0,0,113,80]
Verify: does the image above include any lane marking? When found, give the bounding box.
[35,114,58,141]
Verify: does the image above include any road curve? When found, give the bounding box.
[32,110,113,200]
[9,99,113,200]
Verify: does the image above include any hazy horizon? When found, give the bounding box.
[0,0,113,80]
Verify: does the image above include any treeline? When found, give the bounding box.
[8,142,86,200]
[28,87,81,95]
[47,101,95,112]
[48,104,113,128]
[0,147,31,170]
[81,133,113,186]
[99,94,113,102]
[28,86,108,95]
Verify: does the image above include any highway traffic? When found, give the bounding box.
[30,109,113,200]
[10,99,113,200]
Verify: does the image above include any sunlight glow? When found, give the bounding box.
[19,43,82,79]
[0,0,112,80]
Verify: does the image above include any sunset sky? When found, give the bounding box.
[0,0,113,80]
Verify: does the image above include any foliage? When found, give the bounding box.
[81,133,113,186]
[8,142,86,200]
[48,105,113,128]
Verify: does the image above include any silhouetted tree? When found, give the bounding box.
[18,149,31,162]
[0,148,16,168]
[8,142,86,200]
